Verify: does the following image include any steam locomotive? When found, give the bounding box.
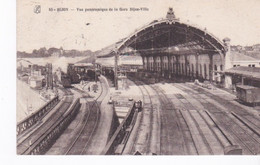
[61,63,101,88]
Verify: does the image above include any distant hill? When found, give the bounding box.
[17,47,94,58]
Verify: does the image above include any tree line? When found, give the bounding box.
[17,47,94,58]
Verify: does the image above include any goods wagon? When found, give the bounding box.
[236,85,260,106]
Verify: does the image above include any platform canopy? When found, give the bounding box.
[100,8,227,58]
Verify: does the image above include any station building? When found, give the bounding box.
[230,51,260,68]
[225,66,260,89]
[97,8,260,90]
[101,8,233,88]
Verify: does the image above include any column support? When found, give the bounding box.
[160,55,164,77]
[153,55,156,72]
[184,55,189,77]
[142,55,145,70]
[223,37,232,88]
[195,53,199,79]
[176,55,179,76]
[209,54,214,82]
[114,49,118,90]
[147,56,149,71]
[168,55,171,79]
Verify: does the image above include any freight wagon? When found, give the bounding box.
[236,85,260,106]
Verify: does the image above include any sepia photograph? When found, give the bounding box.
[14,0,260,157]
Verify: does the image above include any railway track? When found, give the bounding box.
[170,83,231,154]
[17,95,74,155]
[59,88,73,96]
[72,86,91,98]
[128,80,155,154]
[185,83,260,131]
[64,82,104,155]
[148,84,188,155]
[127,76,200,155]
[127,77,259,155]
[65,100,100,155]
[173,83,260,155]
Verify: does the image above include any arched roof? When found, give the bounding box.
[98,8,227,58]
[116,11,226,56]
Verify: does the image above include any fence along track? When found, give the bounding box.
[17,96,73,154]
[18,96,80,155]
[17,96,60,136]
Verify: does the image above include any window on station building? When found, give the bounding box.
[233,65,236,67]
[191,64,194,76]
[252,64,255,67]
[200,64,202,76]
[214,65,218,75]
[248,64,251,67]
[204,64,207,78]
[220,65,223,71]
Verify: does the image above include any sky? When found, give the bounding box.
[17,0,260,53]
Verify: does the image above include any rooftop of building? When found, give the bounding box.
[73,63,93,67]
[230,51,259,61]
[236,84,258,90]
[225,66,260,80]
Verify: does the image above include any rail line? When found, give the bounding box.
[148,84,190,155]
[174,83,260,155]
[129,80,154,154]
[171,83,231,154]
[64,82,104,155]
[17,95,74,155]
[59,88,73,96]
[185,83,260,131]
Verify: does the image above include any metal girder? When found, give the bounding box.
[118,20,225,55]
[125,47,217,57]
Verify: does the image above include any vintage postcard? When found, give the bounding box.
[16,0,260,156]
